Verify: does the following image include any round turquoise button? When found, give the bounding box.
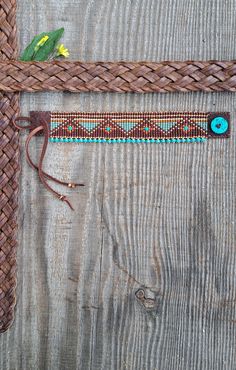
[210,116,228,134]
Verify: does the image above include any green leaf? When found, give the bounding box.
[20,28,64,61]
[34,28,64,61]
[20,32,47,61]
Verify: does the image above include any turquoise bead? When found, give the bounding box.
[49,134,209,145]
[210,116,228,134]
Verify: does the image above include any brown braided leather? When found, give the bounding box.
[0,60,236,93]
[0,0,19,333]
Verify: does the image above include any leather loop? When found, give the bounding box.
[13,116,34,130]
[12,116,84,210]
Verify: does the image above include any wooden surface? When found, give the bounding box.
[1,0,236,369]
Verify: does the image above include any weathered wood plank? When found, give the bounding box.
[0,0,236,369]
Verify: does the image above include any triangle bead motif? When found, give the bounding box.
[79,121,101,131]
[155,122,177,131]
[115,121,139,132]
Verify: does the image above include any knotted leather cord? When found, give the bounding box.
[13,116,84,210]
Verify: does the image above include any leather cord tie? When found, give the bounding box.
[13,116,84,210]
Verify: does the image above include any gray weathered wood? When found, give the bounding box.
[0,0,236,369]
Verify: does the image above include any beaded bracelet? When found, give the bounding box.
[37,111,230,143]
[13,110,230,210]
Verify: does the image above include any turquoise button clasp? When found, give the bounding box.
[210,116,229,135]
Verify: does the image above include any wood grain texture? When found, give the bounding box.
[0,0,236,369]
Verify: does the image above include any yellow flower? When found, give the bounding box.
[56,44,69,58]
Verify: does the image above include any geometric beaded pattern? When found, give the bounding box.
[48,112,225,143]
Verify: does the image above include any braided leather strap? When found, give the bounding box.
[0,60,236,93]
[0,0,19,332]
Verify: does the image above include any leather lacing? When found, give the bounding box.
[13,116,84,210]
